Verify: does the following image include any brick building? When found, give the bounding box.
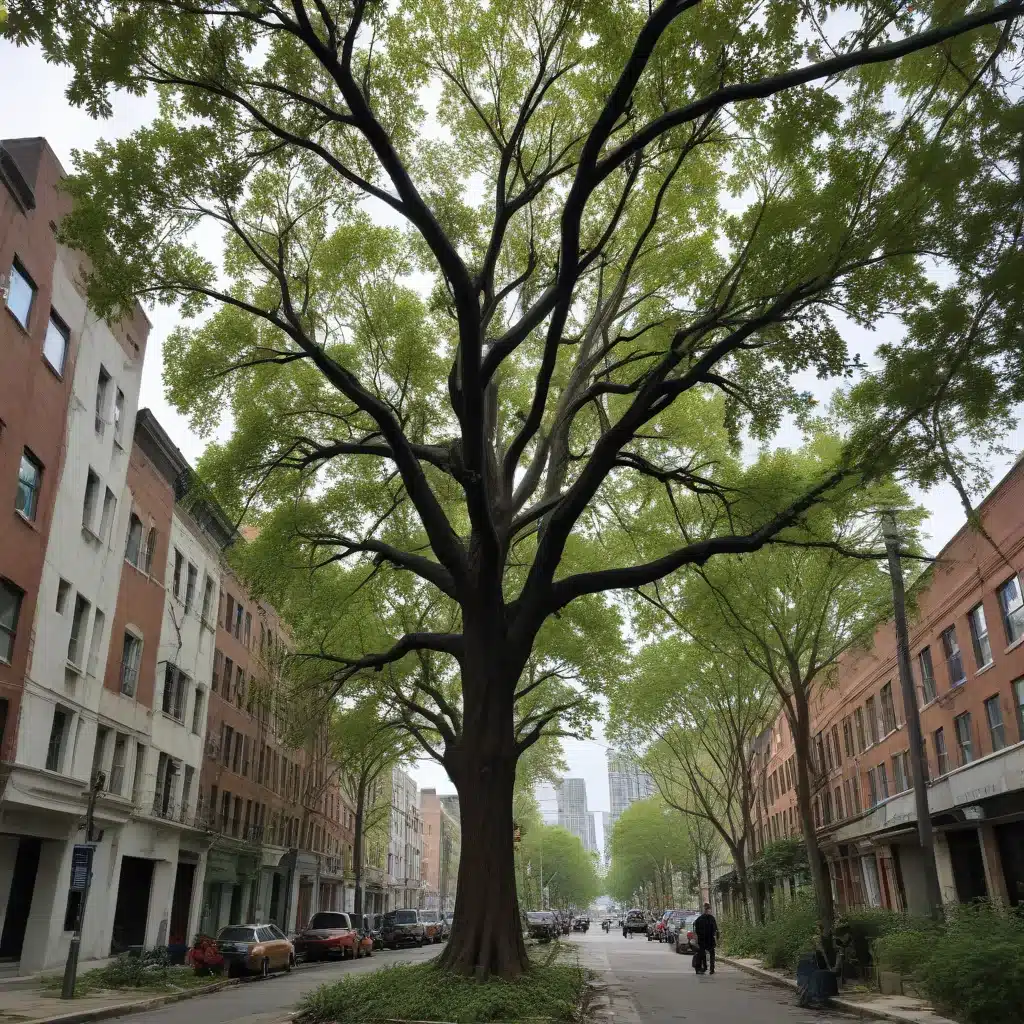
[752,459,1024,913]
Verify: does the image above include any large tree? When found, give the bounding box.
[518,825,600,912]
[10,0,1022,977]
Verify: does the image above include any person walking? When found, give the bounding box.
[693,903,718,975]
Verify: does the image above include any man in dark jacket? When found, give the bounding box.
[693,903,718,975]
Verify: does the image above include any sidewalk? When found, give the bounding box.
[0,976,237,1024]
[719,956,958,1024]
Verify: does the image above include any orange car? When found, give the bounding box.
[295,912,373,961]
[215,923,294,976]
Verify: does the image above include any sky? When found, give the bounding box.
[3,39,1022,829]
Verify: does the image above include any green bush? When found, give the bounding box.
[42,948,209,998]
[299,958,589,1023]
[721,891,818,972]
[837,906,904,976]
[871,928,933,976]
[913,903,1024,1024]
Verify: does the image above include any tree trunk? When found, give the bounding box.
[353,778,366,918]
[734,847,760,925]
[790,699,836,963]
[438,743,525,977]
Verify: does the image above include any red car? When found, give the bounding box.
[295,912,373,961]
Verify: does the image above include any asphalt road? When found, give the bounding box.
[568,929,852,1024]
[116,941,441,1024]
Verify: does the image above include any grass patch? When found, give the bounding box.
[299,944,589,1024]
[40,952,221,999]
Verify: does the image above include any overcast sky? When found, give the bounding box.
[4,40,1021,826]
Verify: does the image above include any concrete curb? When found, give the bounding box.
[718,956,950,1024]
[21,977,241,1024]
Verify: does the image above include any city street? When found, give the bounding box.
[115,942,441,1024]
[568,930,851,1024]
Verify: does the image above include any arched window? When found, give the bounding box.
[125,514,143,567]
[144,527,157,574]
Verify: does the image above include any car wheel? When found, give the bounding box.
[285,953,294,972]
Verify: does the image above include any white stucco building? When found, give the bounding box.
[387,767,424,910]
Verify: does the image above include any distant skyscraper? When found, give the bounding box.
[605,749,655,855]
[556,777,598,853]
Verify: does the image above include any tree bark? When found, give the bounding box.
[789,699,836,963]
[438,741,526,977]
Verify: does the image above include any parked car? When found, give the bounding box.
[525,911,558,942]
[674,913,701,954]
[215,923,294,977]
[367,913,385,949]
[572,916,590,932]
[294,911,371,961]
[646,912,667,940]
[419,909,444,943]
[624,909,647,934]
[382,908,429,948]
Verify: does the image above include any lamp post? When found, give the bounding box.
[881,513,944,918]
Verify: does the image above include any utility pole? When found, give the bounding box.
[882,513,944,919]
[62,770,104,999]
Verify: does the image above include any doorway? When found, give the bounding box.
[0,838,41,959]
[110,857,154,953]
[995,821,1024,906]
[947,828,988,903]
[169,862,196,946]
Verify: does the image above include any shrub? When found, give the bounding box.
[913,903,1024,1024]
[299,959,589,1023]
[871,928,933,976]
[837,906,905,977]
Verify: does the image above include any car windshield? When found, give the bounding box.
[395,911,418,924]
[309,913,349,930]
[218,927,256,942]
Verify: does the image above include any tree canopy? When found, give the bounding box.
[518,824,600,911]
[9,0,1023,977]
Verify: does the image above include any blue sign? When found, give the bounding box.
[70,845,93,892]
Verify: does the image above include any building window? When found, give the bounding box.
[234,603,243,639]
[192,687,205,734]
[941,625,966,686]
[954,712,974,766]
[918,646,936,704]
[854,707,866,751]
[120,631,142,696]
[997,575,1024,645]
[125,514,144,566]
[865,697,879,746]
[220,789,232,831]
[87,608,105,676]
[144,527,157,574]
[6,259,36,328]
[244,611,252,648]
[16,450,43,521]
[892,751,910,793]
[100,487,117,543]
[45,706,71,772]
[95,366,110,435]
[109,733,128,794]
[67,594,91,667]
[221,724,233,767]
[201,576,215,623]
[154,752,179,819]
[162,663,187,721]
[984,695,1006,752]
[831,724,842,767]
[56,578,70,614]
[224,594,234,630]
[877,763,889,800]
[880,682,897,735]
[82,469,100,532]
[967,603,993,669]
[842,717,854,758]
[867,767,878,807]
[212,649,222,694]
[184,562,197,612]
[44,311,69,375]
[113,388,125,446]
[172,549,183,599]
[934,727,949,776]
[223,656,234,699]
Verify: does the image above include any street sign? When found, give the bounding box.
[69,845,93,892]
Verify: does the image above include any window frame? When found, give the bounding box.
[120,630,142,697]
[0,578,25,665]
[15,449,43,522]
[879,682,897,735]
[43,309,70,376]
[967,603,993,669]
[918,646,936,704]
[934,727,949,776]
[45,706,71,772]
[67,593,91,668]
[95,365,111,436]
[953,711,974,766]
[997,575,1024,645]
[6,259,36,329]
[984,694,1006,752]
[941,625,966,687]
